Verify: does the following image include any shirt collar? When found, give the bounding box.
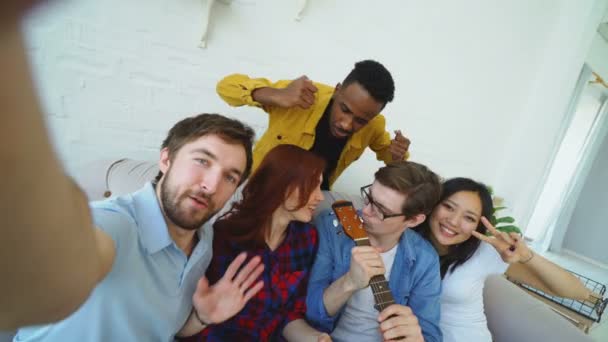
[307,99,366,151]
[347,130,366,149]
[282,221,299,243]
[131,182,174,255]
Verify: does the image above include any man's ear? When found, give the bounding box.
[405,213,426,228]
[158,148,171,174]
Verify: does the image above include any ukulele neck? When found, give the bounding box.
[354,237,396,312]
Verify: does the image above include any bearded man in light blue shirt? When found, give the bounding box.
[15,113,264,342]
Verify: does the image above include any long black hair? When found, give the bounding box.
[413,177,493,278]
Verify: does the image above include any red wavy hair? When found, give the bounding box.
[214,144,326,249]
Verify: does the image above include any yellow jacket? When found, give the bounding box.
[217,73,407,189]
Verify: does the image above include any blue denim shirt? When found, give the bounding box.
[306,209,442,342]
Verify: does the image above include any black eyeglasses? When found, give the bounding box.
[360,184,406,221]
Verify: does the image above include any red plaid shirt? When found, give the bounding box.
[190,221,318,341]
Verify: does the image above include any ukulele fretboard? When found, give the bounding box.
[354,237,396,311]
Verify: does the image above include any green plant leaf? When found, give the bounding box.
[495,216,515,224]
[483,185,522,236]
[495,225,522,235]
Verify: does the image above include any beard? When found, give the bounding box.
[159,172,218,231]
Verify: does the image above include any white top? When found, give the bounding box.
[440,242,509,342]
[332,244,399,342]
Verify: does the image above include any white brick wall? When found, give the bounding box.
[22,0,605,226]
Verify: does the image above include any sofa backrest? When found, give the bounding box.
[74,159,158,201]
[76,158,364,217]
[483,274,594,342]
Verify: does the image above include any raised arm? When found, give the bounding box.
[505,253,593,301]
[306,212,387,332]
[473,217,592,301]
[322,246,386,315]
[216,74,317,110]
[368,116,411,163]
[176,253,264,337]
[0,15,111,329]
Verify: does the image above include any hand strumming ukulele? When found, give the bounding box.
[331,200,396,312]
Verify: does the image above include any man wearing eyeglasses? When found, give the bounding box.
[306,161,443,342]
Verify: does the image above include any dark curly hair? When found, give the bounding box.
[342,60,395,107]
[413,177,494,278]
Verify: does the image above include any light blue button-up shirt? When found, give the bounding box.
[306,209,443,342]
[14,183,213,342]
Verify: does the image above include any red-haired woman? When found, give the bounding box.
[184,144,331,341]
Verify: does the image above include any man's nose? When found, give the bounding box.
[337,116,353,133]
[199,169,221,194]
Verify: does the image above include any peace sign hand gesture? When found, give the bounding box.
[471,217,533,264]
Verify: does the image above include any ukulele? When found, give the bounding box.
[332,200,396,312]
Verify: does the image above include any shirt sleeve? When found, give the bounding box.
[408,252,443,342]
[368,115,410,163]
[305,212,339,333]
[90,204,135,258]
[216,73,292,109]
[479,242,509,276]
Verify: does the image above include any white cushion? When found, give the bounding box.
[484,275,593,342]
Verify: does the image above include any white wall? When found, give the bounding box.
[587,9,608,80]
[543,14,608,252]
[22,0,605,227]
[558,7,608,263]
[563,122,608,265]
[587,35,608,80]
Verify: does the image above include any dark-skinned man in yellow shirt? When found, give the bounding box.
[217,60,410,190]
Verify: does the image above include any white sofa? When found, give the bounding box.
[77,158,596,342]
[0,159,594,342]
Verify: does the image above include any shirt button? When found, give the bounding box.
[277,135,282,140]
